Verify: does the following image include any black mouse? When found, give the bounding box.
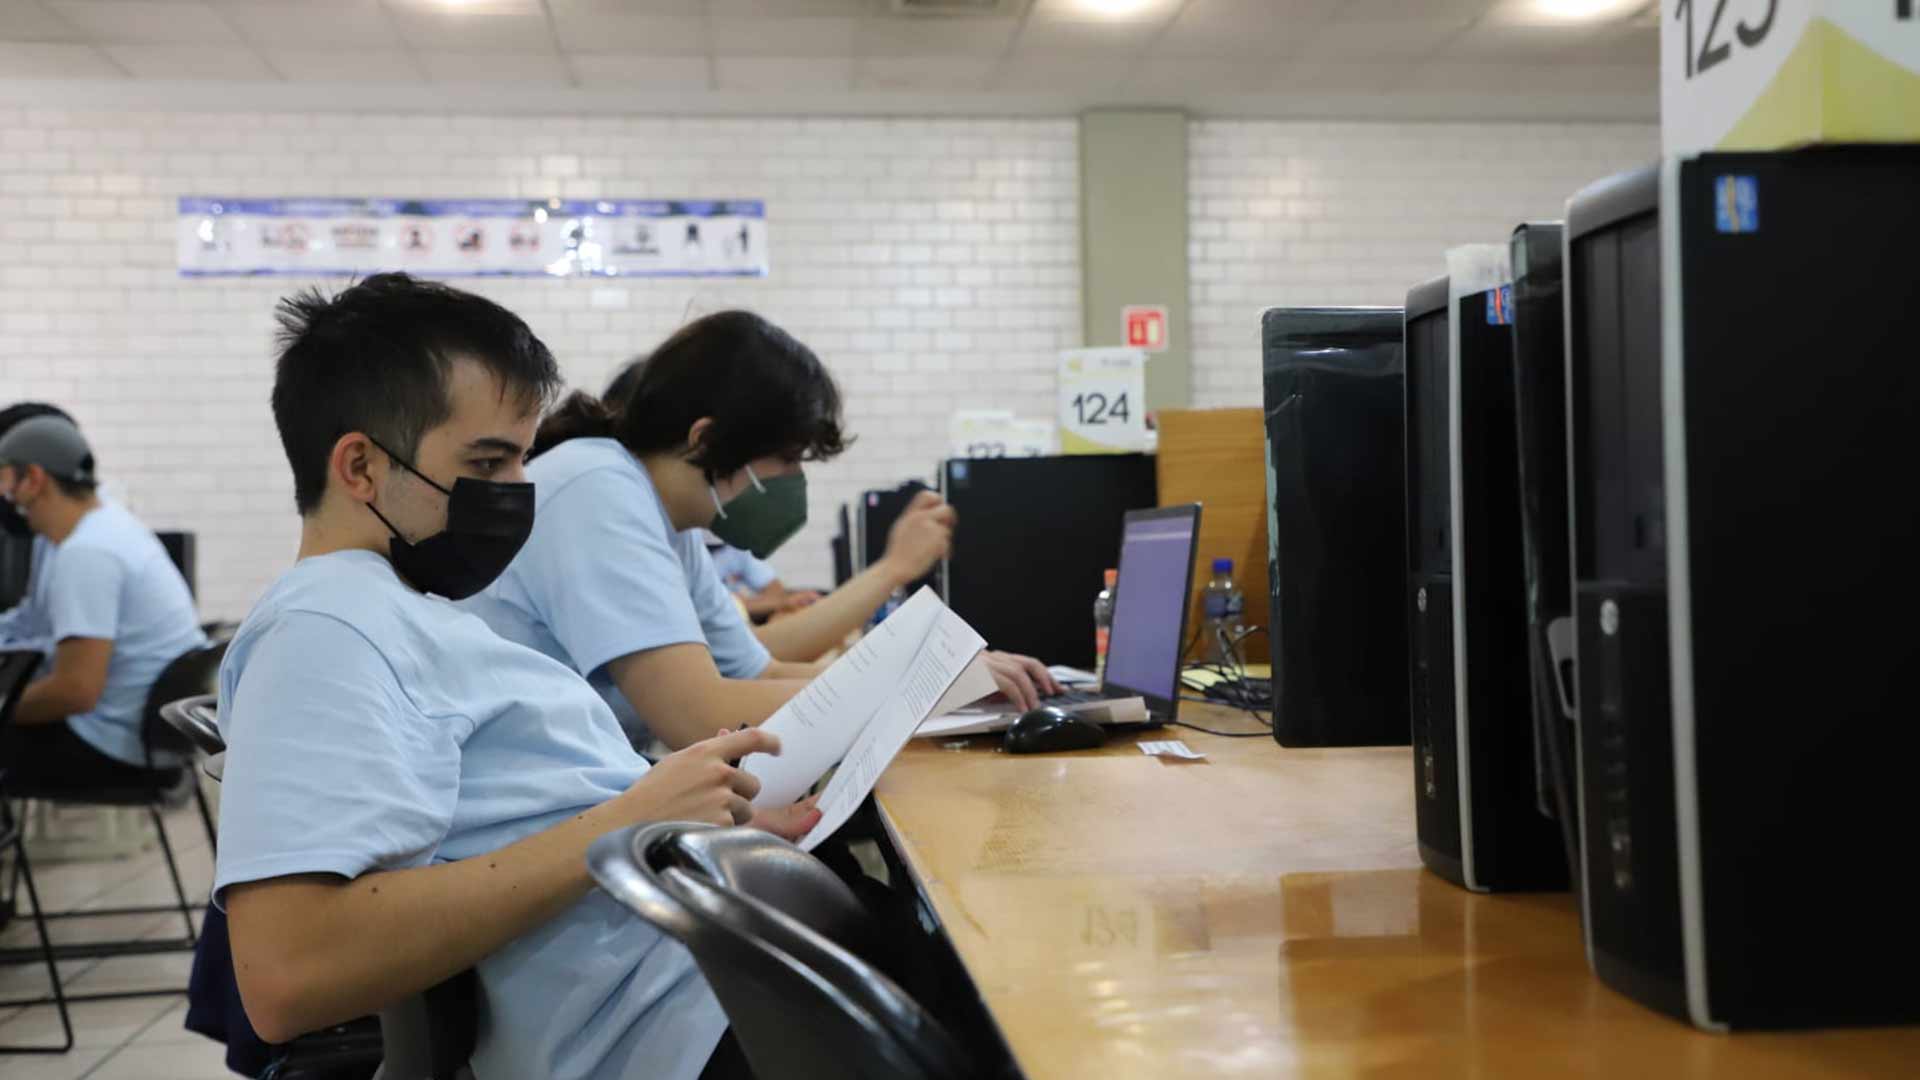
[1004,706,1109,754]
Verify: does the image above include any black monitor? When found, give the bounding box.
[938,454,1158,668]
[0,534,31,612]
[854,481,939,599]
[1260,306,1409,748]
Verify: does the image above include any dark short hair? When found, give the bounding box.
[536,310,848,475]
[271,273,562,514]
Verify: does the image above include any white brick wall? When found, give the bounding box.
[0,108,1081,620]
[1188,119,1658,408]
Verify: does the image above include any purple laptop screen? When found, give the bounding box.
[1103,512,1197,701]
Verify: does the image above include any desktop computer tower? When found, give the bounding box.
[1570,148,1920,1031]
[1508,222,1581,887]
[157,530,196,600]
[1405,262,1567,895]
[854,481,940,599]
[830,503,852,588]
[1260,307,1409,748]
[939,454,1157,669]
[0,534,31,612]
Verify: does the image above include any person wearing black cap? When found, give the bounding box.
[0,414,207,791]
[0,402,75,661]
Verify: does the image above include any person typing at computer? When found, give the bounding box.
[214,274,806,1079]
[460,311,1059,754]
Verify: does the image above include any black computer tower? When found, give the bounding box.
[938,454,1157,669]
[830,504,853,588]
[157,530,196,600]
[1261,307,1409,748]
[0,534,31,611]
[1569,149,1920,1031]
[1405,268,1567,895]
[854,481,940,599]
[1509,222,1582,887]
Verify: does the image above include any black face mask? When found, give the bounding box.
[0,497,28,538]
[365,438,534,601]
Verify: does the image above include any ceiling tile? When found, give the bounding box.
[1441,22,1595,59]
[1156,0,1339,58]
[992,52,1123,93]
[548,0,708,13]
[264,48,423,82]
[711,0,878,14]
[1402,60,1651,96]
[1271,57,1415,93]
[1579,23,1658,65]
[0,2,87,43]
[711,15,859,56]
[387,9,554,53]
[1127,55,1277,94]
[715,54,854,91]
[552,12,708,55]
[857,14,1020,56]
[44,1,242,45]
[418,49,570,84]
[102,42,274,78]
[1015,0,1178,54]
[854,53,995,91]
[1335,0,1489,21]
[215,0,392,49]
[570,52,710,87]
[0,41,124,77]
[1296,18,1471,58]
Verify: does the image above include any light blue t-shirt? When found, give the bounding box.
[461,438,772,743]
[47,502,206,766]
[0,534,56,658]
[213,549,726,1080]
[706,540,779,596]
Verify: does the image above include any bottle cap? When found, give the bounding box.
[1103,568,1118,588]
[1212,557,1233,574]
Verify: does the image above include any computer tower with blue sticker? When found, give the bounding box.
[1568,148,1920,1030]
[1261,307,1409,748]
[1405,258,1567,896]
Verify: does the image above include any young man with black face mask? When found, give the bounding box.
[214,274,807,1079]
[0,412,207,791]
[461,313,1062,755]
[0,402,77,660]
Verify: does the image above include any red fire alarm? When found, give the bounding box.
[1123,305,1168,352]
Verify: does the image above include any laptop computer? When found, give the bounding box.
[926,503,1202,735]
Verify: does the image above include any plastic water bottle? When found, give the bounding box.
[1201,558,1245,667]
[1091,568,1117,682]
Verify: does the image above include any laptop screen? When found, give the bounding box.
[1104,507,1200,704]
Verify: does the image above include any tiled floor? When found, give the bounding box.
[1,800,234,1079]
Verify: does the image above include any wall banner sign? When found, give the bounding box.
[176,197,768,278]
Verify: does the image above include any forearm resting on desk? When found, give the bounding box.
[608,642,807,751]
[13,637,110,726]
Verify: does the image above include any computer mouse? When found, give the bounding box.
[1004,706,1109,755]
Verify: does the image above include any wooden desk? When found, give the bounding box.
[872,705,1919,1078]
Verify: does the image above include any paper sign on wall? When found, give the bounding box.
[1058,348,1148,455]
[948,410,1056,460]
[176,197,768,278]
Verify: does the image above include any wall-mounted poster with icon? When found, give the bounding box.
[177,197,768,278]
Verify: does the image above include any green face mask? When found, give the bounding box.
[709,465,808,559]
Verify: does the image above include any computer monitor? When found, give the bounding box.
[1103,505,1201,717]
[939,453,1158,668]
[854,481,939,598]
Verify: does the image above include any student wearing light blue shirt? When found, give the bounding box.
[0,402,79,662]
[465,313,1060,754]
[0,413,207,791]
[213,274,807,1080]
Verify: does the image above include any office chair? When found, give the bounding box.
[588,822,973,1080]
[0,648,74,1053]
[156,694,477,1080]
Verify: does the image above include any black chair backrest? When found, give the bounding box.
[588,822,972,1080]
[141,639,229,765]
[0,648,41,727]
[158,693,224,756]
[376,968,479,1080]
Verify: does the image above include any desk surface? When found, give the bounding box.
[872,705,1920,1079]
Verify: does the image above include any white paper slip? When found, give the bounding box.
[1139,739,1205,761]
[795,602,990,851]
[1048,665,1099,686]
